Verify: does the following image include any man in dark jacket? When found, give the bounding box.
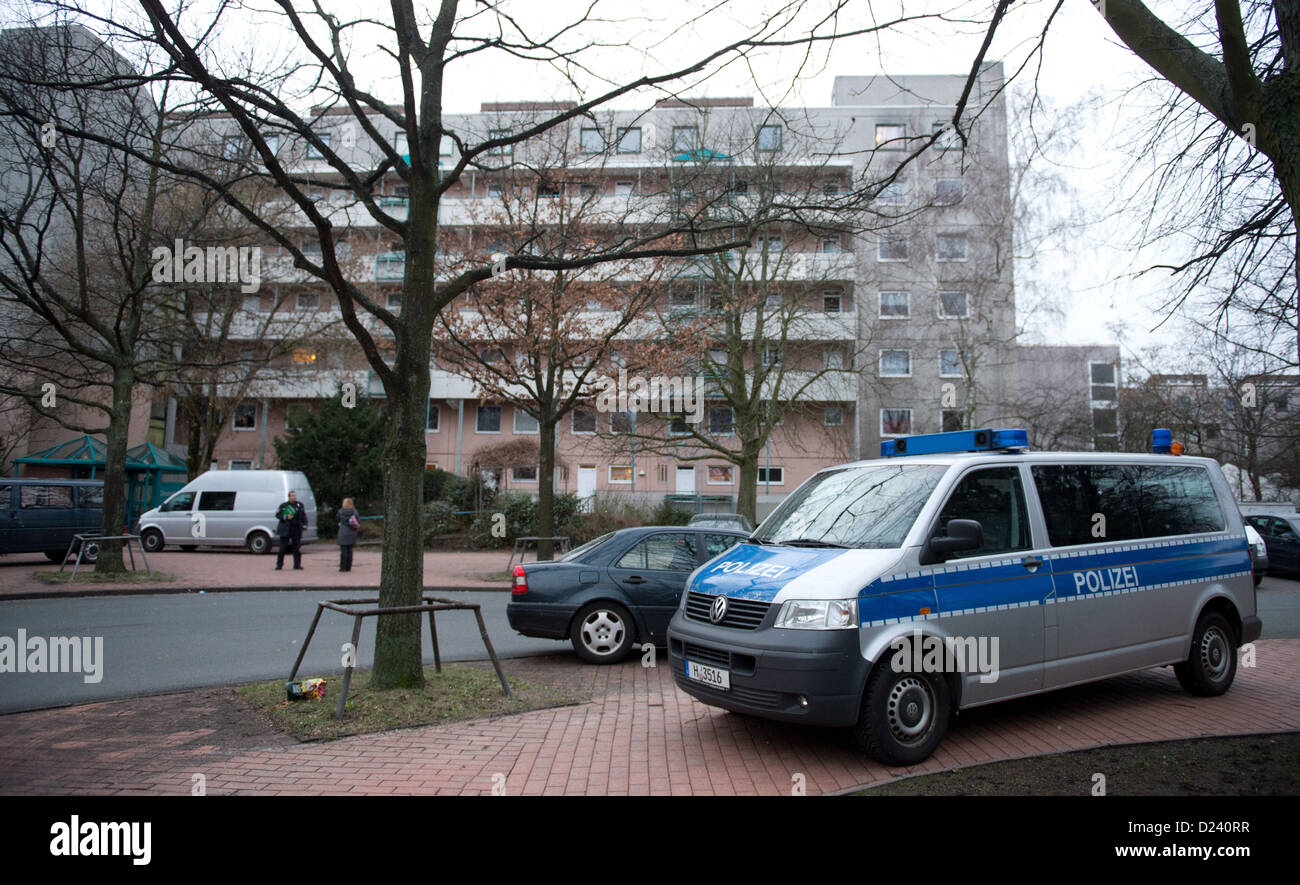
[275,491,307,570]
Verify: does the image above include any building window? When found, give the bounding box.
[708,406,733,435]
[757,124,782,152]
[939,349,963,378]
[936,233,968,262]
[757,466,784,485]
[262,134,280,156]
[243,294,262,313]
[486,181,503,198]
[440,134,453,156]
[941,409,965,432]
[878,236,908,262]
[824,349,844,369]
[824,406,844,427]
[221,135,243,160]
[933,122,960,150]
[669,290,696,311]
[938,291,970,318]
[707,465,734,485]
[514,409,539,434]
[616,127,642,153]
[296,292,319,311]
[536,180,560,199]
[821,236,842,253]
[761,345,781,366]
[671,126,699,153]
[609,465,633,484]
[292,348,317,364]
[610,411,635,434]
[756,234,782,252]
[488,128,512,156]
[579,127,604,153]
[480,347,505,364]
[875,123,906,149]
[394,131,408,154]
[1092,407,1118,435]
[878,181,907,205]
[233,403,258,431]
[879,350,912,377]
[572,409,596,434]
[306,133,330,159]
[476,405,501,433]
[935,178,964,204]
[1090,362,1117,401]
[614,180,634,196]
[823,291,843,313]
[511,465,538,483]
[387,292,402,309]
[286,403,314,432]
[229,459,253,470]
[376,252,405,280]
[881,408,912,436]
[427,402,440,432]
[879,291,910,318]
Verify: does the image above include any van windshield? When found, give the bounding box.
[753,463,949,549]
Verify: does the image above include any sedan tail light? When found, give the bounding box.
[511,565,528,595]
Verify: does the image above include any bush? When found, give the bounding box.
[423,500,461,546]
[567,495,652,544]
[423,468,474,511]
[648,499,692,526]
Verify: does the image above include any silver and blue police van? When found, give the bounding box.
[667,428,1262,765]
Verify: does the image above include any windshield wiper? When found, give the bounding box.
[776,537,848,548]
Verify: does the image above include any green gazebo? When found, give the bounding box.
[13,435,188,523]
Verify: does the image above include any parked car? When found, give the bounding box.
[1244,524,1268,586]
[0,478,103,563]
[1244,513,1299,575]
[507,525,750,663]
[134,469,317,554]
[687,512,754,532]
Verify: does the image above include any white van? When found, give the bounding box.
[135,470,317,554]
[668,428,1261,765]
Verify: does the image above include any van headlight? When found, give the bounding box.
[774,599,858,630]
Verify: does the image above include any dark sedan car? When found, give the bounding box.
[507,525,749,663]
[1245,513,1300,575]
[687,512,754,532]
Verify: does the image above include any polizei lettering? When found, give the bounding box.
[710,560,792,579]
[1072,565,1140,595]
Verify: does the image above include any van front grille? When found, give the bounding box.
[685,592,770,629]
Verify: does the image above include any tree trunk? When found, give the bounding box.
[185,403,203,480]
[536,415,556,560]
[94,364,134,575]
[735,442,761,526]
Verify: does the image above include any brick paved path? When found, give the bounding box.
[2,639,1297,796]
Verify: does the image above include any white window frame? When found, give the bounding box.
[824,348,844,370]
[513,408,539,434]
[608,465,634,484]
[579,127,604,153]
[708,406,734,436]
[875,123,906,149]
[756,466,784,485]
[510,465,539,483]
[936,232,968,263]
[232,403,258,431]
[306,132,330,159]
[756,124,782,152]
[296,292,319,311]
[877,236,908,262]
[671,125,699,153]
[440,134,454,156]
[616,127,642,154]
[571,409,597,435]
[820,236,841,253]
[394,131,408,154]
[879,349,912,378]
[880,408,913,437]
[823,291,843,313]
[935,178,964,204]
[229,459,253,470]
[475,405,502,434]
[938,291,970,319]
[939,349,964,378]
[824,406,844,427]
[879,291,910,318]
[426,402,440,433]
[614,180,635,196]
[706,464,735,485]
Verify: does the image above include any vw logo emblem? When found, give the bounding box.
[710,595,728,624]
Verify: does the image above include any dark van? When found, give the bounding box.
[0,478,104,562]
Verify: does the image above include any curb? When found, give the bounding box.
[0,584,507,602]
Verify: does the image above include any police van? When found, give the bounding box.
[667,429,1261,765]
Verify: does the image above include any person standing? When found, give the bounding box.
[275,490,307,570]
[336,496,359,572]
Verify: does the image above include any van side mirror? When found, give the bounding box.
[921,519,984,565]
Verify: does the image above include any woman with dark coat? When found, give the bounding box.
[337,497,359,572]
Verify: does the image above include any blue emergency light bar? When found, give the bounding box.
[881,428,1029,457]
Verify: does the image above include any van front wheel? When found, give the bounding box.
[140,529,164,553]
[852,665,950,766]
[1174,612,1237,696]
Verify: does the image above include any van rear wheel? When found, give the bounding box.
[1174,612,1237,696]
[247,531,271,555]
[852,664,950,766]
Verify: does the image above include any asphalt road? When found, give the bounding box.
[0,589,568,713]
[1,576,1297,715]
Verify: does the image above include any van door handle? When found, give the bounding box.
[1021,556,1043,571]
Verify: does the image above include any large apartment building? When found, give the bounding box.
[0,25,1119,515]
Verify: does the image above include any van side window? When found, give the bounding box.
[20,485,73,509]
[198,491,237,511]
[161,492,195,512]
[1031,465,1224,546]
[933,467,1031,558]
[77,486,104,508]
